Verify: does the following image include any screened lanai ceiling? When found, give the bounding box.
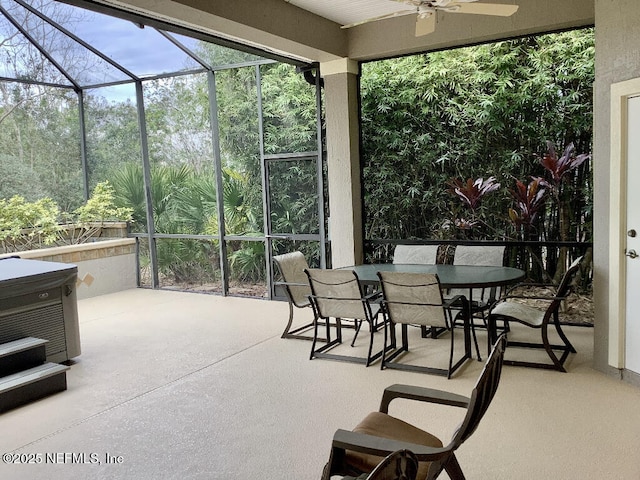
[285,0,520,29]
[285,0,412,26]
[0,0,287,91]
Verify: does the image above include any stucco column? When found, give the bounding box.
[321,58,363,268]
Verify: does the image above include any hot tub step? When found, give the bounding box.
[0,337,48,377]
[0,362,69,413]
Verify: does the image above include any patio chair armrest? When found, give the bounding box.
[331,429,449,461]
[274,280,309,288]
[503,282,536,294]
[379,384,469,414]
[504,282,556,295]
[515,281,553,288]
[499,293,569,302]
[443,294,467,309]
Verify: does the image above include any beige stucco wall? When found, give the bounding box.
[0,239,137,300]
[593,0,640,378]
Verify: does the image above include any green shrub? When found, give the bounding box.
[0,195,61,251]
[0,181,132,253]
[73,181,133,224]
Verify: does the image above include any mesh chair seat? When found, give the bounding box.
[489,301,545,327]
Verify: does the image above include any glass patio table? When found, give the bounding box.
[341,263,525,290]
[340,263,525,361]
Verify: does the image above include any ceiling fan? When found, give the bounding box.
[341,1,519,37]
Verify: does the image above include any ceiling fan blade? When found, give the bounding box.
[341,9,416,29]
[415,13,436,36]
[389,0,425,6]
[449,3,519,16]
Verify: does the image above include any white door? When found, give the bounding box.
[625,94,640,374]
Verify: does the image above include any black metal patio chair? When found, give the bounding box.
[273,251,319,341]
[487,256,583,372]
[377,271,471,378]
[305,268,390,366]
[320,334,508,480]
[448,245,506,360]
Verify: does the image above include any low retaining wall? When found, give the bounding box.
[0,238,137,300]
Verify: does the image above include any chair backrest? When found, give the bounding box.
[273,251,311,308]
[305,268,370,320]
[453,245,505,266]
[452,245,506,303]
[377,271,447,328]
[393,245,439,265]
[556,255,584,298]
[448,333,507,448]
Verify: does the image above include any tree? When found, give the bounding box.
[361,29,594,255]
[0,1,98,210]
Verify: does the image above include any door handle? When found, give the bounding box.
[627,249,638,259]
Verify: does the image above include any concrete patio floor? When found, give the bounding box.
[1,288,639,479]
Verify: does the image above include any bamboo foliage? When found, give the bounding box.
[361,29,594,250]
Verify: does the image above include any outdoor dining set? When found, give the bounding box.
[274,245,583,479]
[274,245,583,377]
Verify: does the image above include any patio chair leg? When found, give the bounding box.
[280,301,295,338]
[401,323,409,351]
[553,313,577,353]
[351,319,363,346]
[542,325,566,372]
[470,319,481,361]
[443,453,465,480]
[310,317,320,360]
[366,322,376,366]
[456,310,481,361]
[448,325,455,379]
[325,316,332,343]
[389,317,396,349]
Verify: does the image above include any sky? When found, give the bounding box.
[0,0,270,103]
[0,0,204,102]
[72,17,200,102]
[71,15,198,77]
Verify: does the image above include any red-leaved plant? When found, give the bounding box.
[538,141,590,281]
[448,176,500,237]
[448,176,501,211]
[508,177,548,236]
[540,141,590,187]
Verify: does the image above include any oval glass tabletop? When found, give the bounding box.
[341,264,525,289]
